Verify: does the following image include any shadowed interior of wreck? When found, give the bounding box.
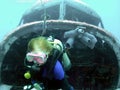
[0,21,119,90]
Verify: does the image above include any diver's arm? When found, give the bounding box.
[62,52,71,70]
[53,39,71,70]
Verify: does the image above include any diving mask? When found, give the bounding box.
[26,51,48,65]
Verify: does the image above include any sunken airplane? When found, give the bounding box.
[0,0,120,90]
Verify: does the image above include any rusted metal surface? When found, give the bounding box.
[0,0,119,89]
[0,20,120,89]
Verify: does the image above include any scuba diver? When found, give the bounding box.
[24,36,74,90]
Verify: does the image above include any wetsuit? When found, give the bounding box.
[25,49,74,90]
[40,60,73,90]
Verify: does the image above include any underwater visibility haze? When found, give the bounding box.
[0,0,120,90]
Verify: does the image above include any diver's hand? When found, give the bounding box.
[33,83,43,90]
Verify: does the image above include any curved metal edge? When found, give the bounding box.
[25,0,100,19]
[0,20,120,88]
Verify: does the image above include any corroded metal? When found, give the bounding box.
[0,20,120,90]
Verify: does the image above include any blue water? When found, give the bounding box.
[0,0,120,42]
[0,0,120,90]
[0,0,36,42]
[83,0,120,41]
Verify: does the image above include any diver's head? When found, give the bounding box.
[26,36,53,65]
[28,36,53,53]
